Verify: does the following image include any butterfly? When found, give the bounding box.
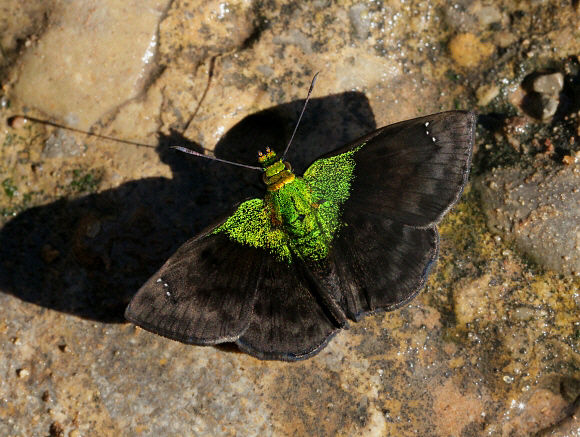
[125,85,475,361]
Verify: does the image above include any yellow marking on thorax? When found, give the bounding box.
[267,170,295,191]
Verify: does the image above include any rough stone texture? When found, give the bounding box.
[9,0,169,131]
[1,0,580,436]
[476,163,580,276]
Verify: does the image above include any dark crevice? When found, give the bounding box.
[240,14,270,51]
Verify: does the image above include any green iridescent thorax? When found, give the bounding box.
[260,149,296,192]
[213,145,364,263]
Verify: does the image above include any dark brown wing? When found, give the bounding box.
[236,254,343,361]
[125,230,264,345]
[303,111,474,321]
[311,110,475,227]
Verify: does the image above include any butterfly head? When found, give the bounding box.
[258,147,295,191]
[257,147,279,167]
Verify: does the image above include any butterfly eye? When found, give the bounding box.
[262,172,269,184]
[284,161,292,171]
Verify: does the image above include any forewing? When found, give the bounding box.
[305,110,475,227]
[125,206,266,345]
[236,254,341,361]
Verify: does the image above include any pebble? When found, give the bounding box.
[532,72,564,96]
[349,4,371,40]
[539,95,559,120]
[525,71,565,120]
[16,368,30,378]
[512,306,547,321]
[448,33,494,68]
[476,84,500,106]
[476,5,503,26]
[453,274,495,326]
[8,116,28,129]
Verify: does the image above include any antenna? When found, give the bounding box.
[171,146,262,171]
[282,72,319,160]
[9,70,321,172]
[8,115,157,149]
[10,114,263,171]
[173,72,320,171]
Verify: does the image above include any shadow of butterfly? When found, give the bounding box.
[125,110,476,361]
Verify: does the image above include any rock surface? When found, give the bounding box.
[477,163,580,276]
[1,0,580,436]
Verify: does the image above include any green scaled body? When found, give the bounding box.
[214,146,362,262]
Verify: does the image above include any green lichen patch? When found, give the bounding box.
[69,169,102,194]
[2,178,18,198]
